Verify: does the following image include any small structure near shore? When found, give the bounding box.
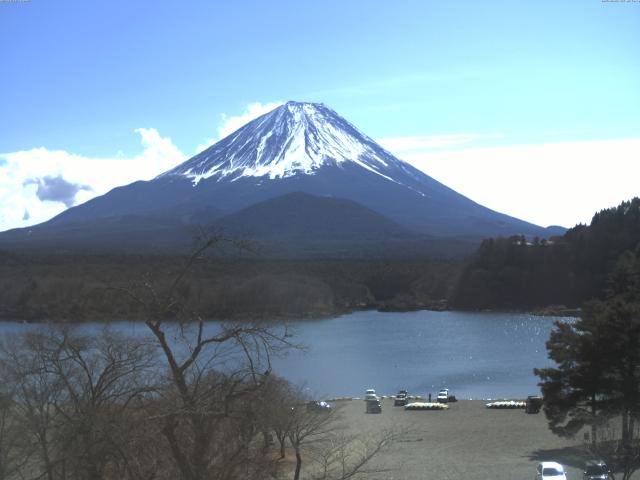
[485,400,526,409]
[405,402,449,410]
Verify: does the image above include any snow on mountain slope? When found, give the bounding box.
[0,100,560,254]
[160,101,420,188]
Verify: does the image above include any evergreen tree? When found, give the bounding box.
[535,250,640,480]
[453,197,640,310]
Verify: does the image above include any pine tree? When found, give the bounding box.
[535,250,640,480]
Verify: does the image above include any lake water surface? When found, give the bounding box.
[272,310,568,400]
[0,310,569,400]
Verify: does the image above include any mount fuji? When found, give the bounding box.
[1,101,563,255]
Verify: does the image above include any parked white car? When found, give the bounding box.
[535,461,567,480]
[364,388,378,401]
[436,388,449,403]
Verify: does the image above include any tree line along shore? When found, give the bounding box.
[2,198,638,322]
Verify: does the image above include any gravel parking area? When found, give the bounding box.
[330,398,605,480]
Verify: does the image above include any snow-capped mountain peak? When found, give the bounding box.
[2,101,556,252]
[161,101,407,184]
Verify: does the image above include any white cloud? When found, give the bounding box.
[195,101,284,153]
[377,133,503,152]
[134,128,185,168]
[1,101,284,232]
[391,138,640,228]
[0,128,186,232]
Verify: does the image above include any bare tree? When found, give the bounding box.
[0,327,158,480]
[119,237,295,480]
[0,390,31,480]
[309,430,397,480]
[1,330,66,480]
[285,389,342,480]
[583,416,640,480]
[247,374,298,460]
[283,393,398,480]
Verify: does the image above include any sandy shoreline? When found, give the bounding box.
[320,398,624,480]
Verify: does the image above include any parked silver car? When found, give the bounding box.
[394,390,408,406]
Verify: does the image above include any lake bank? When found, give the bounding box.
[0,301,578,324]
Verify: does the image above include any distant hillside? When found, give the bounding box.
[451,198,640,310]
[0,215,197,254]
[0,192,481,258]
[216,192,414,238]
[213,192,476,258]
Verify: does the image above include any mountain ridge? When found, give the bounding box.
[0,101,564,255]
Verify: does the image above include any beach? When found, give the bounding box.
[324,398,604,480]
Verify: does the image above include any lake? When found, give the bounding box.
[0,310,568,400]
[271,310,567,400]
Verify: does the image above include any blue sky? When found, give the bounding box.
[1,0,639,230]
